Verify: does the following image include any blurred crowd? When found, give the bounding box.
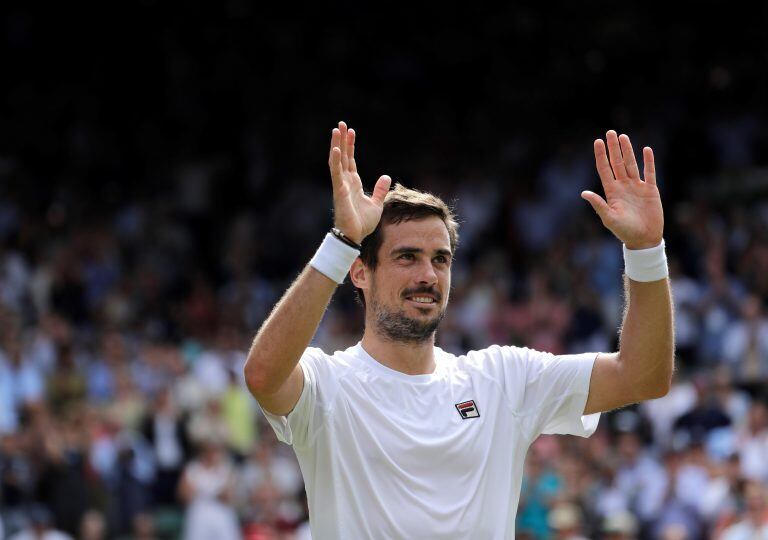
[3,161,768,540]
[0,302,307,538]
[2,5,768,540]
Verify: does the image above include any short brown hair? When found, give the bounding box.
[353,183,459,307]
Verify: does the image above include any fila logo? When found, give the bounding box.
[455,400,480,419]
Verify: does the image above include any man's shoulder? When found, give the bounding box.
[300,343,361,372]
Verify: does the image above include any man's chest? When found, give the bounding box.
[326,375,522,475]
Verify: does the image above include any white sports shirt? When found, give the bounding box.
[263,343,599,539]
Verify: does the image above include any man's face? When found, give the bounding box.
[365,217,452,343]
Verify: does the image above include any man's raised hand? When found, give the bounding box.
[582,130,664,250]
[328,121,392,245]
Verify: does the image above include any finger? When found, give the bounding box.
[643,146,657,185]
[370,175,392,206]
[619,134,640,180]
[593,139,615,187]
[338,121,349,170]
[347,129,357,172]
[606,130,628,180]
[329,147,344,192]
[329,128,341,157]
[581,191,611,222]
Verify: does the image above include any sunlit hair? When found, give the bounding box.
[353,183,459,307]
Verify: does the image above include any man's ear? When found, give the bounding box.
[349,258,369,291]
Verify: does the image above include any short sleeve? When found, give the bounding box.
[493,346,600,440]
[260,347,334,448]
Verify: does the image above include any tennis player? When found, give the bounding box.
[244,121,674,539]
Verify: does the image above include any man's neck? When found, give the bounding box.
[360,329,436,376]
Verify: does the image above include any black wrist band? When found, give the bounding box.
[331,228,362,250]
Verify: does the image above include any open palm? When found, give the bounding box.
[328,122,391,244]
[582,130,664,250]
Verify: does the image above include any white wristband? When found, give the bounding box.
[309,233,360,284]
[623,240,668,282]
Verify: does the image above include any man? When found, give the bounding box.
[548,502,589,540]
[244,121,674,539]
[8,505,73,540]
[603,511,638,540]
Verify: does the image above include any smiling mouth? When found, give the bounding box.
[405,296,438,307]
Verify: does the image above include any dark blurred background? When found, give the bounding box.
[1,4,768,540]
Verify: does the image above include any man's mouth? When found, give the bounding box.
[402,287,441,308]
[406,296,437,304]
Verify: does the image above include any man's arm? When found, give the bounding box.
[584,277,673,414]
[581,130,674,415]
[244,122,391,416]
[244,267,338,416]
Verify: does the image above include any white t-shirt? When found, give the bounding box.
[262,343,599,539]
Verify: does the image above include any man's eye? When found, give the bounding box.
[434,256,447,264]
[399,253,415,260]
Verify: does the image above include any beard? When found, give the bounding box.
[370,295,446,343]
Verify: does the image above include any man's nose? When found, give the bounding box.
[416,259,438,284]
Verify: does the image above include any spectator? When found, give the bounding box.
[103,370,146,432]
[736,402,768,483]
[86,331,129,404]
[669,258,703,366]
[672,375,732,450]
[46,344,86,419]
[517,448,563,539]
[111,434,154,536]
[220,369,257,456]
[697,247,745,365]
[659,523,691,540]
[129,512,159,540]
[699,454,741,526]
[720,481,768,540]
[651,450,704,540]
[79,510,107,540]
[614,431,668,523]
[140,388,190,507]
[547,502,589,540]
[33,417,91,537]
[0,433,34,527]
[237,435,303,531]
[8,505,73,540]
[603,510,638,540]
[178,440,240,540]
[0,337,44,433]
[712,367,751,431]
[721,294,768,387]
[187,398,230,448]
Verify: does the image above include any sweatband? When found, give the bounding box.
[623,240,668,282]
[309,233,360,284]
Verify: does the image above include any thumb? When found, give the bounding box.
[371,175,392,206]
[581,191,610,221]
